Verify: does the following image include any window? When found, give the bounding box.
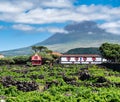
[66,56,71,61]
[75,57,79,61]
[92,57,96,61]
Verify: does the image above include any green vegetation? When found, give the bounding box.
[0,56,30,65]
[100,42,120,63]
[0,46,58,65]
[32,46,49,53]
[0,64,120,102]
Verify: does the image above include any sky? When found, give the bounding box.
[0,0,120,51]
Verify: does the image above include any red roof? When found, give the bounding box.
[52,52,62,56]
[31,54,42,60]
[61,54,100,57]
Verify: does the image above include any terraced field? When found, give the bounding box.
[0,64,120,102]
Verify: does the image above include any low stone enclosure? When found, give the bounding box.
[100,63,120,72]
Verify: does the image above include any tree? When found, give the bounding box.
[45,49,53,54]
[37,46,48,53]
[31,46,48,53]
[99,43,120,63]
[32,46,38,53]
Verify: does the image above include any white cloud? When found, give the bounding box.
[98,21,120,35]
[12,24,67,34]
[38,27,68,33]
[46,27,68,33]
[0,0,120,24]
[0,0,120,34]
[0,1,33,13]
[40,0,73,8]
[12,24,35,31]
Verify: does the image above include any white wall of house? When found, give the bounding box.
[60,56,106,64]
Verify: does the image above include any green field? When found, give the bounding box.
[0,64,120,102]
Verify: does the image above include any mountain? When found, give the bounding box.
[1,21,120,56]
[35,21,120,52]
[65,47,100,55]
[37,21,107,45]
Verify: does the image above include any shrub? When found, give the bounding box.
[0,58,15,65]
[12,56,30,64]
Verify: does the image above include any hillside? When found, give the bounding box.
[1,21,120,56]
[0,47,32,56]
[65,47,100,54]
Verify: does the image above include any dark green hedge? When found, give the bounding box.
[0,58,15,65]
[12,56,31,64]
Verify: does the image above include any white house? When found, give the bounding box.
[60,54,107,64]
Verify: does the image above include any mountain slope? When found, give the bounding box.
[38,21,120,46]
[1,21,120,56]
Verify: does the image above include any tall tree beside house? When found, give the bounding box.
[32,46,38,53]
[37,46,48,53]
[31,46,48,53]
[99,43,120,63]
